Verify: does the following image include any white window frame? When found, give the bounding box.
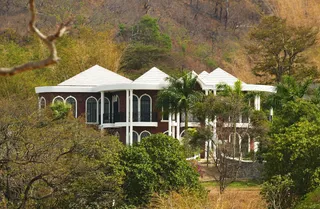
[52,96,64,104]
[140,130,151,140]
[132,130,140,144]
[98,97,111,123]
[133,94,139,121]
[65,96,78,118]
[86,96,99,124]
[38,96,46,109]
[140,94,152,122]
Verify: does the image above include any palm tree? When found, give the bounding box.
[157,72,203,131]
[267,75,312,112]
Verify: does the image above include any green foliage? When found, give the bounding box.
[0,98,124,208]
[264,119,320,196]
[266,75,312,113]
[157,72,203,130]
[50,101,71,120]
[120,146,157,206]
[121,134,203,206]
[120,15,172,70]
[0,26,124,99]
[248,16,319,83]
[120,43,168,70]
[295,187,320,209]
[188,126,213,150]
[270,99,320,134]
[261,174,295,209]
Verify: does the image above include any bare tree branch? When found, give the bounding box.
[0,0,72,76]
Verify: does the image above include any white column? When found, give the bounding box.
[176,112,180,140]
[213,89,217,160]
[168,112,172,136]
[130,90,133,145]
[254,95,258,110]
[258,95,261,110]
[254,95,261,111]
[172,114,176,138]
[126,90,129,145]
[100,92,104,128]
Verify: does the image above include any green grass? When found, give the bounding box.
[201,180,261,188]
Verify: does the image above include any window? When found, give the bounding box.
[52,96,64,104]
[66,96,77,118]
[112,95,120,122]
[140,131,151,140]
[98,97,110,123]
[86,97,98,123]
[140,94,151,122]
[133,95,139,122]
[39,97,46,109]
[132,131,139,144]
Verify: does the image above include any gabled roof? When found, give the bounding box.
[58,65,132,86]
[133,67,169,85]
[201,68,246,86]
[198,71,209,80]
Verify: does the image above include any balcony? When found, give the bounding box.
[99,111,158,128]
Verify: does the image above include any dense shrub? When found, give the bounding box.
[295,187,320,209]
[121,134,203,206]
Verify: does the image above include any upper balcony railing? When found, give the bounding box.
[99,112,158,123]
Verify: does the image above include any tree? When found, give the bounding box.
[191,80,265,193]
[0,0,71,76]
[261,174,295,209]
[247,16,318,83]
[266,75,312,113]
[157,72,203,131]
[264,116,320,197]
[119,15,172,70]
[120,134,203,206]
[0,98,124,208]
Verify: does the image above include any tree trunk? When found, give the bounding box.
[185,109,189,133]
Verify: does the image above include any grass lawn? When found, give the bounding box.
[201,180,261,188]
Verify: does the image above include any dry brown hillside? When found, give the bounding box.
[0,0,319,83]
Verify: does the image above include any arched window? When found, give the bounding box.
[66,96,77,118]
[140,94,151,122]
[99,97,111,123]
[112,95,120,122]
[133,95,139,122]
[140,131,151,140]
[86,97,98,123]
[39,97,46,109]
[132,131,139,145]
[114,132,120,138]
[241,133,250,155]
[52,96,64,104]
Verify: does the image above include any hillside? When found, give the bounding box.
[0,0,319,85]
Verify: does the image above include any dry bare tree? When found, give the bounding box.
[0,0,72,76]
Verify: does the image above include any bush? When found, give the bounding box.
[261,174,295,209]
[295,187,320,209]
[121,134,203,206]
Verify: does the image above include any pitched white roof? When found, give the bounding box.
[58,65,132,86]
[201,68,246,86]
[133,67,169,85]
[198,71,209,81]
